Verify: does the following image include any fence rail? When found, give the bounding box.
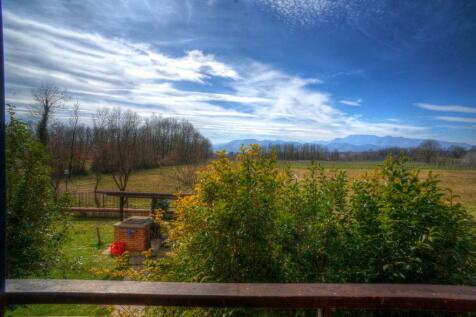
[71,191,152,209]
[5,280,476,314]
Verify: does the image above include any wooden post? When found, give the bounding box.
[119,194,125,221]
[96,227,102,247]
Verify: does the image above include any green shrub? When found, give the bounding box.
[6,111,70,277]
[108,145,476,316]
[167,146,475,285]
[169,146,283,282]
[346,157,476,284]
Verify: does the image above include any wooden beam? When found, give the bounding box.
[6,280,476,312]
[70,207,151,213]
[95,191,191,200]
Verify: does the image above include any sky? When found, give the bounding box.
[3,0,476,144]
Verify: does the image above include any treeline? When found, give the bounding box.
[27,84,212,192]
[227,140,476,167]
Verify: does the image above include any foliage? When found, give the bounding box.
[100,145,476,316]
[166,146,476,285]
[344,158,476,283]
[169,146,283,282]
[6,111,70,277]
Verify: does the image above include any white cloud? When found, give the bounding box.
[4,10,428,143]
[435,116,476,123]
[4,11,239,85]
[415,103,476,114]
[340,98,362,106]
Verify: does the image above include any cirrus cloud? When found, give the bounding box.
[415,102,476,114]
[4,10,428,143]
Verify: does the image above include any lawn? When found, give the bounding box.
[6,219,116,316]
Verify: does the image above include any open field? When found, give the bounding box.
[64,161,476,215]
[7,219,115,316]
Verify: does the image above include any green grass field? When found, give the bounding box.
[6,219,115,316]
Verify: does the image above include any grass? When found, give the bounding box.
[6,219,116,316]
[65,160,476,216]
[48,218,116,279]
[288,160,476,215]
[6,304,110,317]
[277,160,474,170]
[64,165,180,193]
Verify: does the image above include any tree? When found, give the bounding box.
[448,145,467,159]
[31,84,68,145]
[48,103,93,195]
[92,108,211,192]
[94,108,140,191]
[66,102,80,181]
[417,139,442,163]
[6,110,70,277]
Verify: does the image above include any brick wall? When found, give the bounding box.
[114,226,151,252]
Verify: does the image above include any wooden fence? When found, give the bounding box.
[69,191,190,218]
[72,191,152,209]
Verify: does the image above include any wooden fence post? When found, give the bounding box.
[119,195,125,221]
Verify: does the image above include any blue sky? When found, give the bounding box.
[4,0,476,144]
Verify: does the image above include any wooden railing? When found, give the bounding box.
[94,191,191,220]
[5,280,476,315]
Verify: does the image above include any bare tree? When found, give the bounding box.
[48,122,68,196]
[167,164,203,192]
[91,109,110,205]
[417,140,442,163]
[31,84,68,144]
[94,108,140,191]
[448,145,467,159]
[91,108,211,192]
[67,102,80,181]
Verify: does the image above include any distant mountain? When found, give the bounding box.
[213,139,301,153]
[213,135,473,153]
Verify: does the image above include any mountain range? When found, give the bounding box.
[213,135,473,153]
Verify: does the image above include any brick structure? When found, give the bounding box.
[114,216,153,252]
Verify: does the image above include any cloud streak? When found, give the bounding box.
[340,98,362,107]
[4,10,428,143]
[436,116,476,123]
[415,103,476,114]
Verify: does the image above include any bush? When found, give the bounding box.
[344,157,476,284]
[106,145,476,315]
[6,111,70,277]
[166,146,475,285]
[168,146,283,282]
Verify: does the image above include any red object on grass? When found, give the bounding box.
[110,241,126,256]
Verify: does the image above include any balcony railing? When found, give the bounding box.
[4,279,476,315]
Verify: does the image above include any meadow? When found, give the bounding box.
[65,160,476,215]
